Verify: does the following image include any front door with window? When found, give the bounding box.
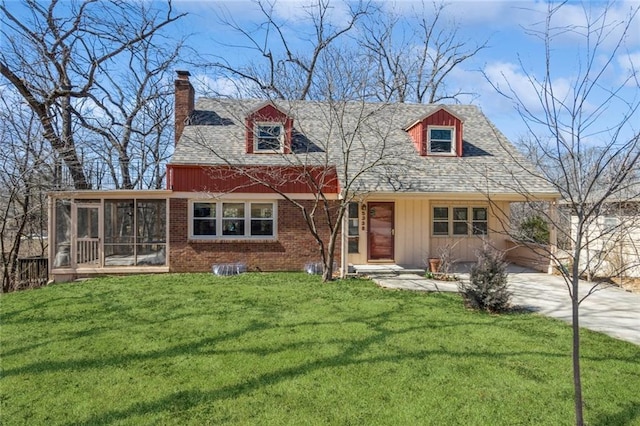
[368,202,394,261]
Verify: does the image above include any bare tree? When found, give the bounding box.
[487,2,640,424]
[359,1,487,103]
[205,0,485,104]
[0,97,52,292]
[205,0,373,100]
[72,36,183,189]
[0,0,185,189]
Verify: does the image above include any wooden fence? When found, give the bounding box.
[16,257,49,290]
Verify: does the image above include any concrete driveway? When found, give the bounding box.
[372,266,640,346]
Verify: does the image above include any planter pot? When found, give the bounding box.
[429,258,441,273]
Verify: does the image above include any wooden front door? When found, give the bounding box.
[368,202,394,261]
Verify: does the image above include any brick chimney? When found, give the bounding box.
[175,70,195,145]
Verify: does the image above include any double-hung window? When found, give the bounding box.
[428,126,455,155]
[433,207,449,236]
[255,123,283,152]
[432,206,488,237]
[222,203,245,236]
[472,207,488,235]
[190,201,276,239]
[193,202,216,236]
[251,203,275,236]
[452,207,468,235]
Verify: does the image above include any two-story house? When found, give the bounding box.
[48,71,559,281]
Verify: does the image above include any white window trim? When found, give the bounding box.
[189,200,278,240]
[432,206,488,237]
[191,201,217,238]
[254,122,285,153]
[427,125,456,156]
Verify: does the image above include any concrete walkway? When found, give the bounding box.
[371,266,640,346]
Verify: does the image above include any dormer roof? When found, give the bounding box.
[403,105,465,131]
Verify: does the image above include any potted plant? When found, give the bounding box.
[428,257,441,273]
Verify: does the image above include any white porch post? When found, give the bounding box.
[340,205,348,278]
[548,199,559,274]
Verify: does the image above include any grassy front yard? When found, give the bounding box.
[1,273,638,425]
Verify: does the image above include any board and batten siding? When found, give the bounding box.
[348,198,510,267]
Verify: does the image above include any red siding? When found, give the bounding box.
[168,164,339,194]
[169,198,340,272]
[246,103,293,154]
[423,109,463,156]
[406,108,464,157]
[407,122,424,154]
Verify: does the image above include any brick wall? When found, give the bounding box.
[169,198,341,272]
[174,71,194,145]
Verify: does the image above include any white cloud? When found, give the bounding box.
[387,1,639,48]
[522,1,640,49]
[482,61,543,112]
[193,74,257,98]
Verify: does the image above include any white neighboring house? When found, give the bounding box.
[572,183,640,279]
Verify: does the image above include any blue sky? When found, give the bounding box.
[170,0,640,143]
[2,0,638,145]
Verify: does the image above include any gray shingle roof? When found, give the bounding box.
[171,98,559,197]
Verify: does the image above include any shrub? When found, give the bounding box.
[519,215,550,244]
[459,244,511,312]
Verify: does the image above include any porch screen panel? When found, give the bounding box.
[135,200,166,266]
[104,200,135,266]
[53,200,71,267]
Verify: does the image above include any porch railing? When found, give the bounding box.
[77,240,100,266]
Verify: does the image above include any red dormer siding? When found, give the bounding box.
[407,122,423,154]
[245,103,293,154]
[406,107,464,156]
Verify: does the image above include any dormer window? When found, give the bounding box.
[428,126,455,155]
[405,106,463,157]
[255,123,284,152]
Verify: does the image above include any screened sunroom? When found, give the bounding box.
[49,191,171,282]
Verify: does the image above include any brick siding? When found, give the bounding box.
[169,198,341,272]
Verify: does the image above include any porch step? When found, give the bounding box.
[352,264,426,277]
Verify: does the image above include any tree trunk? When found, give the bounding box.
[572,278,584,425]
[60,95,90,189]
[322,232,338,282]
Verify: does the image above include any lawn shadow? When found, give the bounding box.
[591,401,640,426]
[2,320,273,379]
[62,306,584,426]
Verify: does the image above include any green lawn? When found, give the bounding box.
[1,273,638,425]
